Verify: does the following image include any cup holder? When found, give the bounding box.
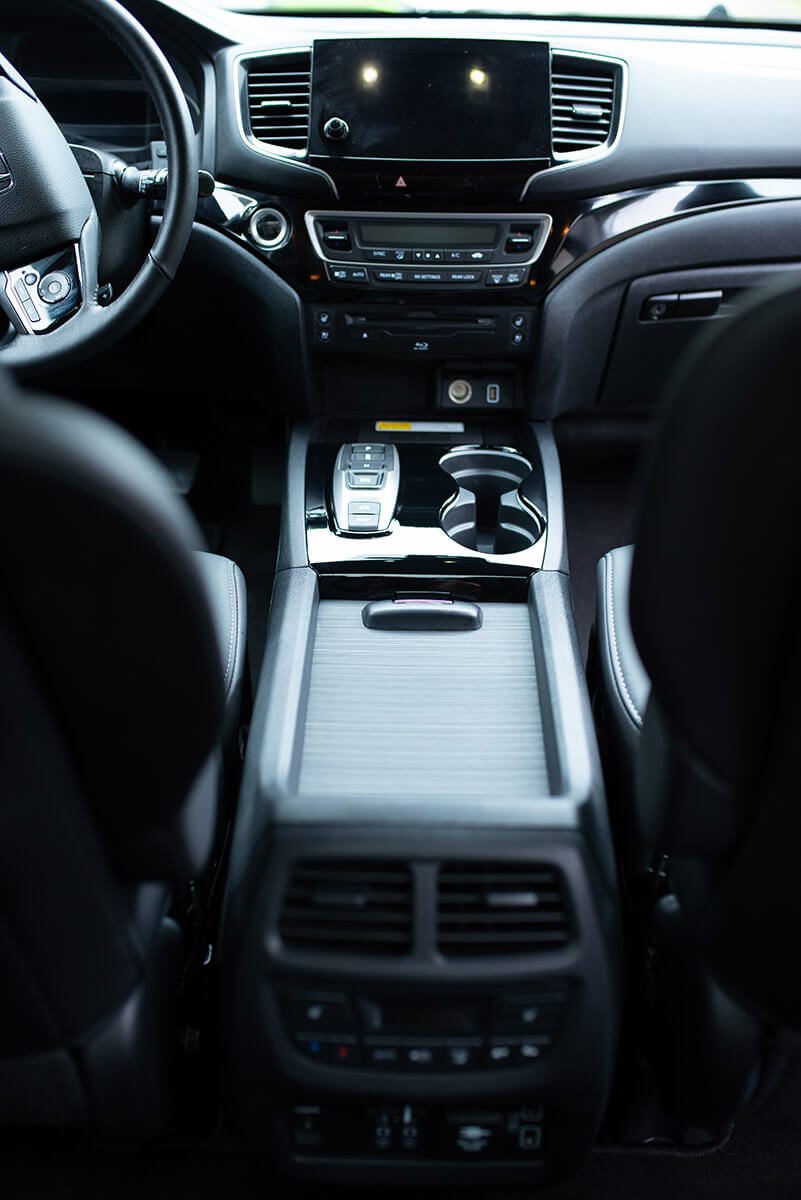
[439,446,545,555]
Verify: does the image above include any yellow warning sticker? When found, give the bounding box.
[375,421,465,433]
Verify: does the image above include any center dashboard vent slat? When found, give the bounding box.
[245,50,311,153]
[551,55,619,156]
[279,860,413,956]
[438,863,571,957]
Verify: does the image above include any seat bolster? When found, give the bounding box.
[597,545,651,747]
[194,551,248,740]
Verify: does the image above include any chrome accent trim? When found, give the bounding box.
[304,210,554,271]
[248,206,291,250]
[232,47,339,198]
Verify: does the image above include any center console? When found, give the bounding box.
[221,414,621,1188]
[220,29,624,1190]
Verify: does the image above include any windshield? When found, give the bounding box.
[197,0,801,24]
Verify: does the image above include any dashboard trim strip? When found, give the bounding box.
[549,178,801,283]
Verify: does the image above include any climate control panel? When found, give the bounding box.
[305,211,553,291]
[279,985,573,1074]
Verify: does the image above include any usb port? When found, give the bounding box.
[486,383,501,405]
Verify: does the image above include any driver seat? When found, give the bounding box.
[0,369,247,1135]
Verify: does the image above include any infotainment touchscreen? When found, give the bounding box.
[310,39,551,162]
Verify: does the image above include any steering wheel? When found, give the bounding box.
[0,0,197,375]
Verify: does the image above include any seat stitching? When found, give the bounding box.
[607,553,643,728]
[223,561,236,696]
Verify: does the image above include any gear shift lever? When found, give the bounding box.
[331,443,399,534]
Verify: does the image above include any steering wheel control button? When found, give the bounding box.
[38,272,72,304]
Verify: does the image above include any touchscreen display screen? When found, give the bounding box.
[310,39,551,162]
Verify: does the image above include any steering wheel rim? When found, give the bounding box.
[0,0,197,376]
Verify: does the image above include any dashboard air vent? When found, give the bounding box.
[551,55,618,157]
[245,50,311,153]
[438,863,571,957]
[280,860,413,956]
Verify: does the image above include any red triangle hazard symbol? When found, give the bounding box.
[395,175,407,188]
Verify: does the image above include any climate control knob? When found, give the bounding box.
[323,116,350,142]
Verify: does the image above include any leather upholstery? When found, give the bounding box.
[594,545,653,880]
[0,368,248,1132]
[195,550,247,745]
[595,275,801,1032]
[596,545,651,740]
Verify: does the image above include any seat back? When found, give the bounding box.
[0,370,224,1128]
[630,277,801,1028]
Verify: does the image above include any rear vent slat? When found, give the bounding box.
[245,51,311,154]
[280,860,413,956]
[438,863,571,957]
[551,56,619,156]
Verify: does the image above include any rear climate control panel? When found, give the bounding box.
[279,984,574,1073]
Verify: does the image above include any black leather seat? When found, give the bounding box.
[0,370,247,1134]
[593,276,801,1124]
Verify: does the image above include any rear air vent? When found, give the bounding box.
[245,50,311,154]
[438,863,571,957]
[280,860,413,956]
[551,54,619,157]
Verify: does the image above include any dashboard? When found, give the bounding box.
[5,0,801,417]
